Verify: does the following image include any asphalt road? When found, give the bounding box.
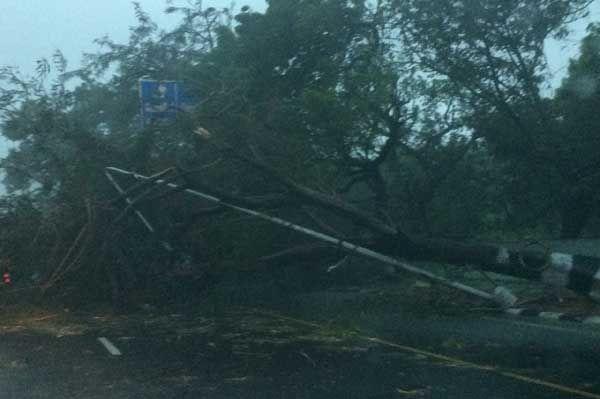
[1,303,600,399]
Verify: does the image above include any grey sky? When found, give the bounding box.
[0,0,266,77]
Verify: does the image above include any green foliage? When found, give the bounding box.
[0,0,599,298]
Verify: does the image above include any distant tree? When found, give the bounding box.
[392,0,595,237]
[552,23,600,237]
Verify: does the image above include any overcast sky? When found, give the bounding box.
[0,0,598,157]
[0,0,267,77]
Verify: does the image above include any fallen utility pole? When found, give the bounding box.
[105,166,505,306]
[105,169,173,252]
[105,170,156,233]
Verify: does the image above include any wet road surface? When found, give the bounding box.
[1,303,600,399]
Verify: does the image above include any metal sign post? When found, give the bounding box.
[105,166,499,304]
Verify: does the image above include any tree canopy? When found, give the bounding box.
[1,0,599,303]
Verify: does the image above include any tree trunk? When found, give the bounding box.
[559,191,596,239]
[107,164,600,301]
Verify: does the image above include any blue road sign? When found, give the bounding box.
[139,79,196,127]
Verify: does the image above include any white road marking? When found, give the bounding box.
[98,337,122,356]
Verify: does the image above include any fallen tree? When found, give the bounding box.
[201,136,600,302]
[105,154,600,305]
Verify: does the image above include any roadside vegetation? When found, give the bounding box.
[1,0,599,312]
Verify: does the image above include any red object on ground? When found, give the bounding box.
[3,272,11,285]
